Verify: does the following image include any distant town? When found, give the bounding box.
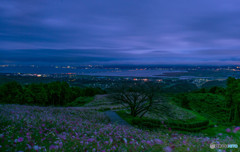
[1,64,239,89]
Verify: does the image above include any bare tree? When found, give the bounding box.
[110,82,159,117]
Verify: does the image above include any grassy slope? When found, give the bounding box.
[117,108,240,141]
[1,104,239,152]
[66,96,94,107]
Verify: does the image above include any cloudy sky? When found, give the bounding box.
[0,0,240,65]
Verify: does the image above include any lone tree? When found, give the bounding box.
[111,82,159,117]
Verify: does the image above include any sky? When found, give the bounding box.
[0,0,240,65]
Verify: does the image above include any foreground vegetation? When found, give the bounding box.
[0,104,239,152]
[1,78,240,151]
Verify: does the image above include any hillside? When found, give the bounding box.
[0,104,239,152]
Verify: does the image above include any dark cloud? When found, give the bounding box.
[0,0,240,65]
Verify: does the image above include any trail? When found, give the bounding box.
[104,110,131,127]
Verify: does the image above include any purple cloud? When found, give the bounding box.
[0,0,240,65]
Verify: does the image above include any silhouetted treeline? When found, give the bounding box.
[174,77,240,125]
[0,81,105,106]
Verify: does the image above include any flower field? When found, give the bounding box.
[0,104,239,152]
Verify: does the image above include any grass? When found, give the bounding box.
[180,109,207,122]
[66,96,94,107]
[117,110,208,131]
[116,110,135,125]
[201,126,240,138]
[116,110,240,142]
[169,104,240,138]
[84,94,124,111]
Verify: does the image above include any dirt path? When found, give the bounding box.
[104,110,132,127]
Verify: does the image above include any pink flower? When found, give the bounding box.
[226,128,231,133]
[233,127,240,133]
[59,142,63,147]
[109,138,113,144]
[164,146,172,152]
[111,146,116,150]
[18,137,24,142]
[154,139,163,144]
[87,138,94,142]
[49,145,58,150]
[27,144,32,149]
